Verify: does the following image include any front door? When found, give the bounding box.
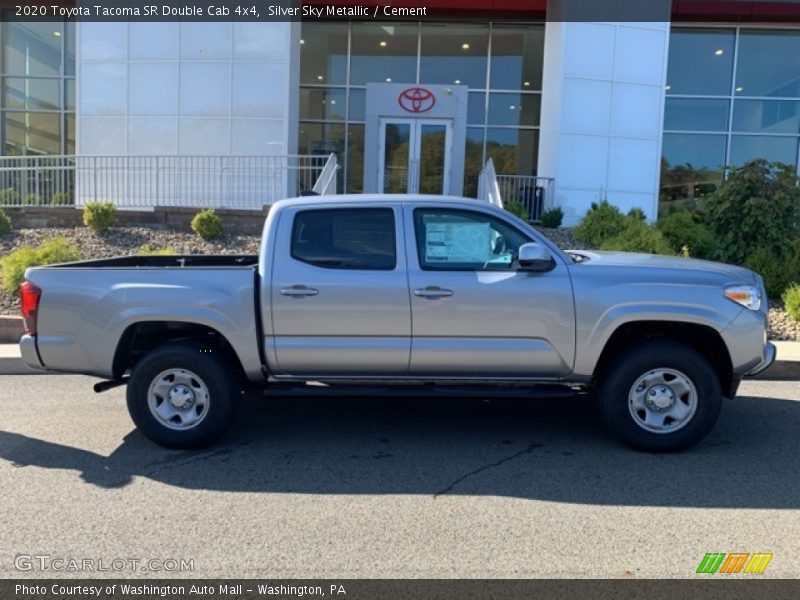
[379,118,452,195]
[404,204,576,378]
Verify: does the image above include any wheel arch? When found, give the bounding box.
[593,320,735,398]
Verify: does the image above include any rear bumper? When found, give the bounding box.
[19,334,45,370]
[744,341,776,377]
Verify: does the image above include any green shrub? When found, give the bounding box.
[656,211,717,259]
[0,188,20,205]
[138,244,176,256]
[82,202,118,233]
[50,191,74,206]
[539,207,563,228]
[23,194,40,206]
[0,238,80,294]
[191,209,224,241]
[574,200,627,247]
[600,218,674,255]
[0,209,11,236]
[503,199,530,221]
[783,284,800,322]
[745,245,800,299]
[627,207,647,221]
[706,159,800,265]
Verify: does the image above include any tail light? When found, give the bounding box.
[20,280,41,335]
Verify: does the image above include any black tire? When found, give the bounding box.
[126,343,241,449]
[598,339,722,452]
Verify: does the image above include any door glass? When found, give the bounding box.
[418,123,447,194]
[383,122,410,193]
[414,208,530,271]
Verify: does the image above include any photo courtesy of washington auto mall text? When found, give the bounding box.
[1,0,800,599]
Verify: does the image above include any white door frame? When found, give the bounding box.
[378,118,453,195]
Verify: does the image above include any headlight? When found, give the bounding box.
[724,284,761,311]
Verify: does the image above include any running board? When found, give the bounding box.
[264,383,579,399]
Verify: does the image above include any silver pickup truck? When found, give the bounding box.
[19,195,775,452]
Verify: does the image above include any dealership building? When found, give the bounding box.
[2,0,800,224]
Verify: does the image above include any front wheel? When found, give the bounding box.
[598,339,722,452]
[126,343,241,449]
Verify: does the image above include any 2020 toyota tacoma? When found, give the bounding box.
[18,195,775,451]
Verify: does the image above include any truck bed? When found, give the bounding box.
[43,254,259,269]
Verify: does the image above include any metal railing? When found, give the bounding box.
[494,174,556,222]
[311,153,338,195]
[0,154,332,209]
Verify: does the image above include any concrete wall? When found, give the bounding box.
[76,21,300,207]
[537,10,671,225]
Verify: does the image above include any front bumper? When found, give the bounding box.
[745,341,776,377]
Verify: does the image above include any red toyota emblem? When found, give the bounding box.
[398,87,436,113]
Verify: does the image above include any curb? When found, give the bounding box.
[0,316,23,344]
[1,343,799,379]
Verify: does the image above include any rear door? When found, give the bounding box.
[404,203,575,378]
[269,203,411,377]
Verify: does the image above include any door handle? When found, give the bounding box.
[414,286,454,299]
[280,285,319,297]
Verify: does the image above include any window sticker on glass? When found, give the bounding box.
[425,222,492,263]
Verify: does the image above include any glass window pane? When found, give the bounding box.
[234,22,287,60]
[464,127,484,197]
[300,22,348,85]
[130,23,178,60]
[350,22,417,85]
[65,113,74,154]
[4,78,60,111]
[666,28,734,95]
[419,123,448,194]
[348,89,366,121]
[486,128,538,176]
[468,92,486,125]
[487,93,540,127]
[733,100,800,134]
[382,122,411,193]
[347,124,364,193]
[64,21,75,76]
[420,24,488,88]
[65,80,75,112]
[730,135,799,166]
[4,22,63,76]
[664,98,729,131]
[660,133,726,212]
[298,122,346,192]
[414,208,530,271]
[4,111,61,155]
[180,23,231,60]
[736,30,800,97]
[292,209,396,271]
[179,63,230,116]
[299,88,347,121]
[80,63,127,115]
[490,24,545,91]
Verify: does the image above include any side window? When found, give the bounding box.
[291,208,396,270]
[414,208,531,271]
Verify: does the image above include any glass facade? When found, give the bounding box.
[1,21,75,155]
[661,27,800,213]
[299,21,544,194]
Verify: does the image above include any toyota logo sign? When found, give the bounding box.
[398,87,436,113]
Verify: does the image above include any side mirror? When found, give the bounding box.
[518,242,554,272]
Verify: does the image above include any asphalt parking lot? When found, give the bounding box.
[1,375,799,578]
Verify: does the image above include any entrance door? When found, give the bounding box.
[379,118,452,195]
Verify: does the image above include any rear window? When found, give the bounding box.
[291,208,396,270]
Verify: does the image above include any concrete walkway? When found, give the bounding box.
[2,341,799,378]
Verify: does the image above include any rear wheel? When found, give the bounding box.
[598,339,722,452]
[126,343,241,449]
